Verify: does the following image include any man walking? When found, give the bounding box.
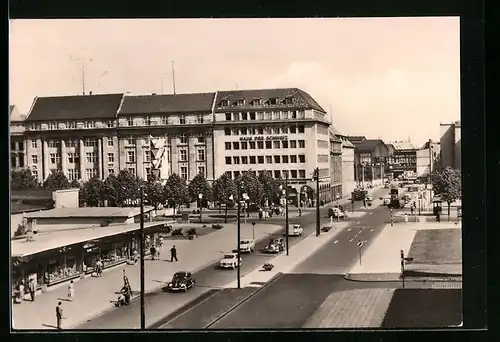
[170,245,178,262]
[28,278,35,302]
[56,301,64,329]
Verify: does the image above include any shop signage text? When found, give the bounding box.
[239,135,288,141]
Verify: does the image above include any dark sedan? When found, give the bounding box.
[166,271,195,292]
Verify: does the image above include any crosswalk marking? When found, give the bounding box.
[334,240,339,244]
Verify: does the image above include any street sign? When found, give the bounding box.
[357,241,364,248]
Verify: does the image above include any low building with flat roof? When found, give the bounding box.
[23,206,155,232]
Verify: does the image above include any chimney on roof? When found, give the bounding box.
[89,91,93,95]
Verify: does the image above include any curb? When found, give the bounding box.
[203,272,283,328]
[68,223,283,329]
[344,273,463,283]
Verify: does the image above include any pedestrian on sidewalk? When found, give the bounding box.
[28,278,35,302]
[298,208,302,217]
[56,302,64,329]
[67,280,75,301]
[258,209,263,220]
[170,245,178,262]
[410,206,414,215]
[156,244,162,260]
[123,269,129,287]
[150,245,156,260]
[404,213,408,223]
[133,249,139,264]
[95,259,103,277]
[14,280,25,304]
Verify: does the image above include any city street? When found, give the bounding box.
[75,188,389,329]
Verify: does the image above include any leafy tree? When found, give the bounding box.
[43,170,70,191]
[11,169,39,189]
[163,173,189,216]
[237,171,264,205]
[69,179,81,188]
[431,166,462,217]
[80,176,105,207]
[258,170,284,205]
[188,172,212,204]
[144,175,165,212]
[103,174,120,206]
[212,173,237,223]
[116,170,140,206]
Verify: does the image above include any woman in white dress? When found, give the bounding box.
[68,280,75,301]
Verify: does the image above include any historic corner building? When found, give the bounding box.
[18,87,335,204]
[212,88,333,205]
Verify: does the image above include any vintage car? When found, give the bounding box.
[330,207,346,219]
[264,238,285,253]
[287,224,303,236]
[220,253,242,269]
[166,271,195,292]
[239,239,256,253]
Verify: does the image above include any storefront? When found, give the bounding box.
[12,222,170,292]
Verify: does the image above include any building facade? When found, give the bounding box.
[385,141,418,178]
[329,132,342,200]
[339,136,356,197]
[212,88,333,204]
[416,140,440,180]
[10,105,26,171]
[353,139,390,185]
[439,121,461,171]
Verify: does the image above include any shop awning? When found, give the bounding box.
[11,222,168,258]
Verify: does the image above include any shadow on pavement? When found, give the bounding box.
[382,289,462,328]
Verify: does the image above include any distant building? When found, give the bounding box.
[338,134,356,197]
[329,131,342,201]
[439,121,461,171]
[354,139,390,185]
[416,140,440,181]
[10,105,26,170]
[385,141,418,179]
[346,135,366,146]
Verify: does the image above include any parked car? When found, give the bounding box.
[331,207,346,219]
[321,225,333,232]
[220,253,242,269]
[239,239,255,253]
[287,224,303,236]
[264,237,285,253]
[166,271,195,292]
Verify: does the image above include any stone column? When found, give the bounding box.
[136,137,145,179]
[188,135,197,180]
[205,132,214,181]
[42,140,49,180]
[97,137,103,179]
[61,139,67,176]
[79,138,85,181]
[170,136,179,175]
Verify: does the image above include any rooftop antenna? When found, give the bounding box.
[171,61,176,94]
[69,55,92,95]
[161,77,164,95]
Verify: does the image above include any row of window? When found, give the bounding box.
[223,110,305,121]
[220,97,294,108]
[225,169,307,180]
[225,140,305,151]
[27,114,208,131]
[224,125,305,136]
[225,155,306,165]
[30,134,207,150]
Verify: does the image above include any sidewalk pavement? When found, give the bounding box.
[303,289,395,328]
[224,222,349,288]
[345,221,462,282]
[12,222,282,330]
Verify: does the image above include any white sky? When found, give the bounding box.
[9,18,460,147]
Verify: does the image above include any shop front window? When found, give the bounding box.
[100,243,117,264]
[83,246,100,274]
[64,255,79,278]
[113,241,130,262]
[47,256,65,283]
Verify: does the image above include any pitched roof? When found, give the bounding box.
[119,92,216,114]
[355,139,387,153]
[25,93,124,122]
[388,141,417,151]
[10,105,15,114]
[214,88,326,112]
[341,139,355,148]
[329,132,341,142]
[346,136,366,145]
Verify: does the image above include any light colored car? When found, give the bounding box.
[239,239,255,253]
[287,224,303,236]
[331,207,346,219]
[220,253,242,269]
[366,194,373,201]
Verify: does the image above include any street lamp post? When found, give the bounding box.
[139,187,146,330]
[280,173,290,256]
[252,221,255,241]
[236,185,242,289]
[198,193,203,223]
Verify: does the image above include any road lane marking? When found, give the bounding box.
[349,238,353,242]
[369,212,373,215]
[348,228,352,232]
[370,229,374,232]
[357,221,361,224]
[334,240,339,244]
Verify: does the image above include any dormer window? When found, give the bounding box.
[284,97,293,105]
[220,100,229,107]
[236,99,245,107]
[253,98,262,106]
[269,98,278,105]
